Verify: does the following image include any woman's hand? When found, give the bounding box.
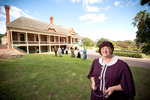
[90,77,97,90]
[104,84,122,98]
[91,82,97,90]
[104,87,115,98]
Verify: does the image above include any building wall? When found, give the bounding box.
[1,35,7,45]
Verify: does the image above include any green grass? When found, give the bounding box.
[0,54,150,100]
[140,53,150,58]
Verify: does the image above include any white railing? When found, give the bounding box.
[13,41,79,45]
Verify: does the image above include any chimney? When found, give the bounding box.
[50,16,53,25]
[5,5,10,23]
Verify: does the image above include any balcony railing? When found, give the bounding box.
[51,42,59,44]
[13,41,27,44]
[12,41,71,45]
[40,41,48,44]
[28,41,39,44]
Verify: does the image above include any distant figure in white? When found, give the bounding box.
[58,48,62,57]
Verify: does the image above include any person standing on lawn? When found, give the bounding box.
[65,48,68,54]
[54,46,57,56]
[82,48,87,60]
[71,48,75,57]
[62,47,64,54]
[58,48,62,57]
[77,49,81,58]
[87,41,135,100]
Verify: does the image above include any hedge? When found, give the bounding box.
[113,52,142,58]
[95,49,142,58]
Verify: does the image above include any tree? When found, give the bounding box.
[117,41,128,48]
[132,10,150,55]
[96,38,108,47]
[141,43,150,55]
[134,38,143,53]
[140,0,150,6]
[82,37,93,47]
[111,41,120,49]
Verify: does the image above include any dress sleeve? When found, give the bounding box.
[120,62,136,100]
[87,59,95,79]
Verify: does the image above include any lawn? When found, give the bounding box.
[0,54,150,100]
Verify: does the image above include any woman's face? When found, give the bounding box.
[101,46,112,57]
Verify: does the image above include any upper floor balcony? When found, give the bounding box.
[10,31,82,47]
[12,41,80,45]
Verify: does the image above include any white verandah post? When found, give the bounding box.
[10,30,13,48]
[38,33,41,53]
[49,35,51,52]
[59,36,60,48]
[26,32,29,54]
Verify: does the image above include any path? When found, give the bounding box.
[83,49,150,68]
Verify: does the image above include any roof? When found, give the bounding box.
[1,35,7,39]
[6,16,75,36]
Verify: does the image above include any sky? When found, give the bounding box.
[0,0,150,42]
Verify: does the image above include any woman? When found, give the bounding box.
[66,48,68,54]
[77,49,81,58]
[54,46,57,56]
[58,48,62,57]
[82,48,87,60]
[62,47,64,54]
[71,48,75,57]
[87,41,135,100]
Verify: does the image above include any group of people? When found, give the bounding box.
[71,48,87,60]
[54,46,87,60]
[54,46,68,57]
[77,48,87,60]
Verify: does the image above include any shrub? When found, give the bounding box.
[113,52,142,58]
[95,49,142,58]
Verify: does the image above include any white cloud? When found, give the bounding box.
[105,5,110,10]
[71,0,80,3]
[0,14,5,18]
[131,0,140,6]
[0,6,33,34]
[78,13,107,25]
[0,6,32,19]
[0,21,6,34]
[85,5,99,12]
[55,0,63,2]
[25,10,29,13]
[83,0,103,6]
[10,6,33,19]
[114,1,120,6]
[82,0,103,12]
[0,6,5,13]
[88,0,103,4]
[126,1,132,6]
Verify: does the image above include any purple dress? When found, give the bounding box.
[87,55,135,100]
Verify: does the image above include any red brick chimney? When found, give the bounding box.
[5,5,10,23]
[5,5,11,50]
[50,16,53,25]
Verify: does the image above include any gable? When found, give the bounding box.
[69,28,76,35]
[45,24,57,32]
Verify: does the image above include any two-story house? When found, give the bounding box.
[4,5,82,54]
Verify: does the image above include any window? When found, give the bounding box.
[52,36,54,42]
[36,35,38,41]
